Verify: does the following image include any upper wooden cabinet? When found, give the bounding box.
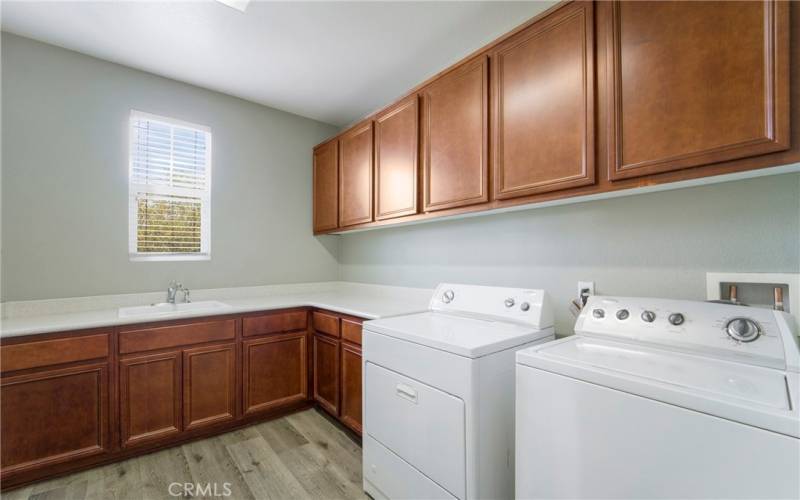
[604,0,790,180]
[491,1,595,199]
[375,96,419,220]
[313,140,338,232]
[339,121,374,227]
[311,0,795,234]
[421,56,489,212]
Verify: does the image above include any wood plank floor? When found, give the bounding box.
[2,409,367,500]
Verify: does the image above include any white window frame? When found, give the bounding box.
[128,110,212,262]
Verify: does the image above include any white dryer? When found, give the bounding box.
[362,283,554,500]
[516,296,800,499]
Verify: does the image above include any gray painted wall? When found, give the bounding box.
[1,33,340,301]
[340,173,800,335]
[3,33,799,337]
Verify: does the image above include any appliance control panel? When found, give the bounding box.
[576,296,799,370]
[429,283,553,329]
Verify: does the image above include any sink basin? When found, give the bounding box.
[118,300,231,319]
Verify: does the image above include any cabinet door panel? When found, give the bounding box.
[492,1,595,199]
[422,56,489,211]
[120,351,181,447]
[606,0,789,179]
[339,122,374,227]
[375,96,419,220]
[1,363,109,475]
[313,140,339,232]
[243,333,308,416]
[340,342,362,435]
[313,334,340,415]
[183,344,236,430]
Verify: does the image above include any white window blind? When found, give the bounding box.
[129,111,211,261]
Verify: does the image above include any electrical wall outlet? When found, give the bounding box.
[578,281,595,306]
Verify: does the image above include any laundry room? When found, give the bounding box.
[1,1,798,499]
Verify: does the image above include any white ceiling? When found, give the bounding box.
[1,0,556,126]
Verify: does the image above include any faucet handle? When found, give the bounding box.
[183,289,191,303]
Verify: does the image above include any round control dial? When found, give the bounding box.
[616,309,630,320]
[668,313,685,326]
[442,289,455,303]
[641,311,656,323]
[592,308,605,319]
[726,317,761,342]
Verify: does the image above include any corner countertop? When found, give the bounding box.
[0,282,433,339]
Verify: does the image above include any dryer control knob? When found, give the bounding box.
[641,310,656,323]
[520,302,530,312]
[504,298,515,308]
[442,289,455,303]
[668,313,685,326]
[616,309,630,320]
[592,308,605,319]
[726,317,761,342]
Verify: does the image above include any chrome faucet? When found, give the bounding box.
[167,281,180,304]
[166,281,191,304]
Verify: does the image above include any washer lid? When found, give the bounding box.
[364,311,552,358]
[517,336,799,437]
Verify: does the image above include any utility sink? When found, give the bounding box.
[118,300,231,319]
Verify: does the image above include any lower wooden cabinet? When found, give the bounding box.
[0,362,110,476]
[340,342,363,434]
[243,333,308,416]
[313,332,340,415]
[312,310,363,435]
[1,307,366,489]
[184,343,236,430]
[120,351,182,447]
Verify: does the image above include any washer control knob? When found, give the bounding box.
[726,317,761,342]
[668,313,685,326]
[592,308,605,319]
[520,302,530,312]
[505,298,515,308]
[641,311,656,323]
[442,289,455,304]
[616,309,630,320]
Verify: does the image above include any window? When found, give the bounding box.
[128,111,211,261]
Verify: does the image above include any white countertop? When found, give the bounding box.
[0,282,432,338]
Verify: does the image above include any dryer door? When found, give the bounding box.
[365,361,466,499]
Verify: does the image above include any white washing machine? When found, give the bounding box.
[516,296,800,499]
[362,283,554,500]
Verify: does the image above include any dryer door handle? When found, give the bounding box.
[395,383,418,404]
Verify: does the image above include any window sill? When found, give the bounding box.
[130,253,211,262]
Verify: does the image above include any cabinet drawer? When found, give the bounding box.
[312,311,340,338]
[341,318,362,346]
[119,319,236,354]
[243,310,308,337]
[1,333,109,373]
